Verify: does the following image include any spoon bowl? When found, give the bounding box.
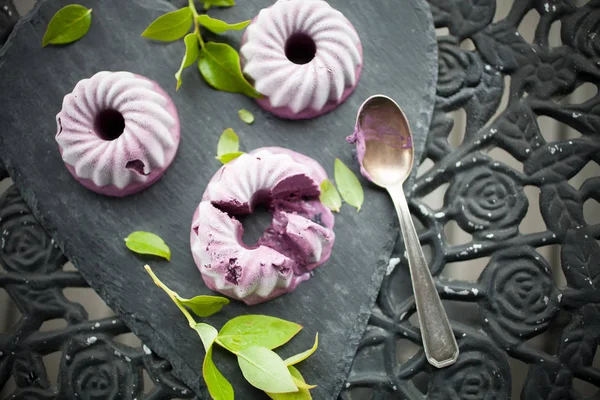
[357,95,414,187]
[355,95,459,369]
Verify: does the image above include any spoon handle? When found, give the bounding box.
[388,183,459,368]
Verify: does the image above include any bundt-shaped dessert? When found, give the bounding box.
[240,0,363,120]
[190,147,335,305]
[55,71,180,197]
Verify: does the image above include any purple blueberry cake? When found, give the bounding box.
[55,71,180,197]
[190,147,335,305]
[240,0,363,120]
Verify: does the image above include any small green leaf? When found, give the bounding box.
[319,179,342,212]
[217,152,245,164]
[205,347,235,400]
[42,4,92,47]
[197,15,250,34]
[217,128,240,156]
[284,333,318,366]
[215,128,243,164]
[198,42,261,98]
[217,315,302,353]
[238,109,255,124]
[175,33,200,90]
[195,323,235,400]
[334,158,364,211]
[237,346,298,393]
[176,294,229,317]
[267,366,313,399]
[195,322,218,351]
[142,7,193,42]
[125,231,171,260]
[203,0,235,7]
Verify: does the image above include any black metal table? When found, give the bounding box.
[1,0,600,399]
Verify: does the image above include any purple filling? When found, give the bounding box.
[191,147,335,305]
[213,173,328,274]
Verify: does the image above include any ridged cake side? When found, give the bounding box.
[240,0,363,118]
[56,71,179,193]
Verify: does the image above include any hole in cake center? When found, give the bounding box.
[94,109,125,141]
[285,33,317,65]
[240,204,273,247]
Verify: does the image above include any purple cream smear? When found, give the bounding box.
[346,98,413,182]
[190,147,335,305]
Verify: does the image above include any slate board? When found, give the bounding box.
[0,0,437,397]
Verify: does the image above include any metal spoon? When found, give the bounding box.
[355,94,459,368]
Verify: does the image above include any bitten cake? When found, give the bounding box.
[190,147,335,305]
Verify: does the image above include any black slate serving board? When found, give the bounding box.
[0,0,437,397]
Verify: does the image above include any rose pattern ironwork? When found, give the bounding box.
[0,186,66,274]
[445,162,528,240]
[343,0,600,398]
[428,336,511,400]
[562,1,600,63]
[1,0,600,399]
[437,36,483,100]
[479,247,561,347]
[58,335,141,400]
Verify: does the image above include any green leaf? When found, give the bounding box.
[217,152,245,164]
[198,42,261,98]
[177,295,229,317]
[319,179,342,212]
[284,333,318,366]
[42,4,92,47]
[237,346,298,393]
[267,366,313,399]
[175,33,200,90]
[217,128,240,156]
[205,347,235,400]
[238,109,255,124]
[203,0,235,7]
[215,128,243,164]
[217,315,302,353]
[334,158,364,211]
[195,322,218,351]
[125,231,171,260]
[142,7,193,42]
[195,323,235,400]
[197,14,250,34]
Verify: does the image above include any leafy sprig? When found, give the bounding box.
[144,265,318,399]
[142,0,260,96]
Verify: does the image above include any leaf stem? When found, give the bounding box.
[214,337,239,355]
[144,265,197,328]
[188,0,205,48]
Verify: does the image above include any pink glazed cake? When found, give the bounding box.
[55,71,180,197]
[240,0,363,120]
[190,147,335,305]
